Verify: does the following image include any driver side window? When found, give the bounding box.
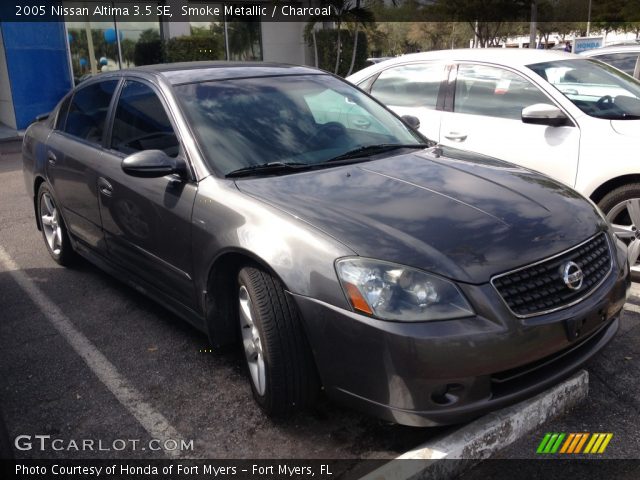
[110,81,179,157]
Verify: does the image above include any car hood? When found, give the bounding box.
[235,147,607,284]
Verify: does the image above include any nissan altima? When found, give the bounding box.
[23,63,629,426]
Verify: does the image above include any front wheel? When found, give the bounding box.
[598,183,640,280]
[237,266,319,416]
[37,183,75,266]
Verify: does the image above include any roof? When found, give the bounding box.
[128,61,323,85]
[347,48,580,83]
[580,45,640,56]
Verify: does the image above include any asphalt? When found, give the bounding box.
[1,139,639,477]
[0,140,443,462]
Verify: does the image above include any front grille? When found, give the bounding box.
[491,233,612,317]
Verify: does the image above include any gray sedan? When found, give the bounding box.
[23,63,629,426]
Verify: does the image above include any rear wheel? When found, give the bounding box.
[237,266,319,416]
[37,183,75,266]
[598,183,640,280]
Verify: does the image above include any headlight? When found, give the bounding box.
[336,258,474,321]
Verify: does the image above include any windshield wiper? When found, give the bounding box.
[324,144,429,163]
[598,113,640,120]
[226,162,310,178]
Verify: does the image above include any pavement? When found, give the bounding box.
[1,138,639,477]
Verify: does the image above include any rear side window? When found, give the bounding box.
[592,52,640,76]
[110,80,179,157]
[454,64,549,120]
[370,63,445,109]
[63,80,118,144]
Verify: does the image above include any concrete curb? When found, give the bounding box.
[363,370,589,480]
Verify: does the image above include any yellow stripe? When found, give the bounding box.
[590,434,606,453]
[560,433,575,454]
[583,433,598,453]
[597,433,613,454]
[567,434,583,454]
[574,433,589,453]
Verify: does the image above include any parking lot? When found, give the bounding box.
[1,137,639,472]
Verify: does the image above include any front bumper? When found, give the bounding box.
[292,240,630,427]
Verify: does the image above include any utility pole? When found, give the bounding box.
[586,0,592,36]
[529,0,537,48]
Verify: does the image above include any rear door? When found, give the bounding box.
[439,63,580,186]
[98,78,198,308]
[366,62,447,143]
[45,79,120,250]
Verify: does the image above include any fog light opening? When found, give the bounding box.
[431,383,464,406]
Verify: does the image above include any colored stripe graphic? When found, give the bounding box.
[537,433,613,454]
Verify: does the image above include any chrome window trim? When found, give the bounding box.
[490,232,613,319]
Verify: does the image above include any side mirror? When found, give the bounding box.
[521,103,570,127]
[401,115,421,130]
[121,150,186,178]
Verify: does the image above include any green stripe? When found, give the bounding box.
[537,433,552,454]
[550,433,566,453]
[544,434,559,453]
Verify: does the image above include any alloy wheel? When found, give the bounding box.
[239,285,266,396]
[606,198,640,275]
[40,192,63,256]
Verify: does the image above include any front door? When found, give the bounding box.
[439,63,580,187]
[98,79,198,308]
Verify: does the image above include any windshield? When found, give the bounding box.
[173,74,424,176]
[527,59,640,120]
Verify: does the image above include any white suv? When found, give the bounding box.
[348,49,640,277]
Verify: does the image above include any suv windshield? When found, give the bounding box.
[173,74,424,176]
[528,59,640,120]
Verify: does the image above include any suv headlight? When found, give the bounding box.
[336,258,474,321]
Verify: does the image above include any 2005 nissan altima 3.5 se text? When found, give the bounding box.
[22,63,630,426]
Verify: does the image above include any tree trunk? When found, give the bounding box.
[346,25,359,77]
[334,24,342,75]
[312,29,318,68]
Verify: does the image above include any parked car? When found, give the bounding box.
[23,62,629,427]
[580,44,640,79]
[347,49,640,279]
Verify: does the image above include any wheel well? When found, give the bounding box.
[589,175,640,205]
[204,251,289,349]
[33,176,46,230]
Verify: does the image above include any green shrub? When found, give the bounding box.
[314,29,368,77]
[133,39,163,66]
[165,35,224,63]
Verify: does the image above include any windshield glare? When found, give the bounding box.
[174,74,423,176]
[527,59,640,120]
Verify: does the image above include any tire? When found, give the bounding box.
[598,183,640,281]
[37,183,75,266]
[237,265,319,416]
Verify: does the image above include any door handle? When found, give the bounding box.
[47,151,57,166]
[444,132,468,142]
[98,177,113,197]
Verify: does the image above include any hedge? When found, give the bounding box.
[313,29,368,77]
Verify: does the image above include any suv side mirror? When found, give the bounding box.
[122,150,186,178]
[401,115,421,130]
[521,103,570,127]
